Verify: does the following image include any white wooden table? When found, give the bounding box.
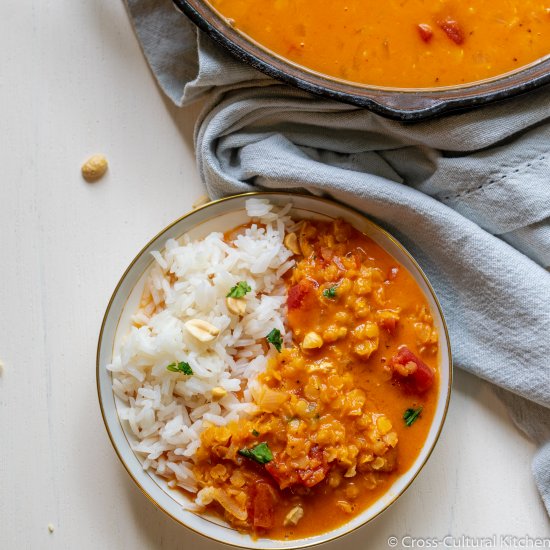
[1,2,548,549]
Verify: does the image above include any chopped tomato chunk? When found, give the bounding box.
[379,316,398,334]
[287,280,311,310]
[417,23,433,42]
[320,246,334,262]
[265,460,297,489]
[438,18,464,44]
[390,346,435,392]
[250,481,277,529]
[266,447,330,490]
[298,462,330,487]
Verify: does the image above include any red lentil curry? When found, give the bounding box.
[191,219,440,539]
[208,0,550,88]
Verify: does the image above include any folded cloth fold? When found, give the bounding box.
[126,0,550,515]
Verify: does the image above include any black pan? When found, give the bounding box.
[174,0,550,121]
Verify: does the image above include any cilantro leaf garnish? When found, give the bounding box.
[227,281,252,298]
[403,406,423,427]
[323,285,338,299]
[166,361,193,375]
[238,442,273,464]
[266,328,283,352]
[252,429,260,437]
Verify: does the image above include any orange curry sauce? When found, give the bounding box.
[192,219,439,539]
[208,0,550,87]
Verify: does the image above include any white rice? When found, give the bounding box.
[107,199,295,493]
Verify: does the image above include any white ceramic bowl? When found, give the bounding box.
[97,192,452,549]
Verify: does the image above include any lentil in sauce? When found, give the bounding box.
[207,0,550,88]
[192,219,440,538]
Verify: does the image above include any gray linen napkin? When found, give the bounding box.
[126,0,550,515]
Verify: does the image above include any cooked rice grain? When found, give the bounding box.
[108,199,294,492]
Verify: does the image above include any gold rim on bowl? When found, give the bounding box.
[96,191,453,549]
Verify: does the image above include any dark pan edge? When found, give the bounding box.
[173,0,550,121]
